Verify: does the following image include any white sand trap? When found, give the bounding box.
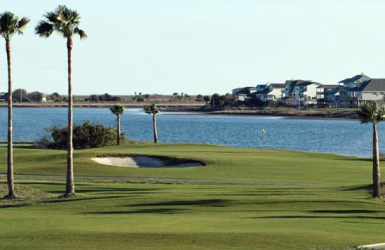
[92,156,204,168]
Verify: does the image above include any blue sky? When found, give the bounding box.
[1,0,385,95]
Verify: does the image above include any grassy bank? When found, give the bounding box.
[0,144,384,250]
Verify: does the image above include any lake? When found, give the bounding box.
[0,107,380,157]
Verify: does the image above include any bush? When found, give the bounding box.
[38,120,121,150]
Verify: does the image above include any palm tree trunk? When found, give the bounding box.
[373,123,381,198]
[5,39,16,199]
[65,37,75,197]
[117,114,121,145]
[153,115,158,143]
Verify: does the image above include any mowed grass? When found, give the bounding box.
[0,143,384,250]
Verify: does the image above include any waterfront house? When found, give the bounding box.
[294,81,322,106]
[251,83,285,101]
[316,84,340,106]
[232,87,257,101]
[344,78,385,107]
[339,73,371,107]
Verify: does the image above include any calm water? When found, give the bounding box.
[0,107,380,157]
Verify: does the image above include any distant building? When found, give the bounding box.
[0,92,5,102]
[251,83,285,101]
[283,80,321,106]
[316,85,339,100]
[339,73,371,107]
[294,81,322,106]
[232,87,257,101]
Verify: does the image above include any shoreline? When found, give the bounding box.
[0,103,358,120]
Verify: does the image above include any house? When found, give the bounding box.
[251,83,285,101]
[0,92,6,102]
[316,85,339,102]
[324,86,343,107]
[344,78,385,107]
[339,73,371,107]
[232,87,257,101]
[283,80,321,105]
[284,79,312,98]
[294,81,322,106]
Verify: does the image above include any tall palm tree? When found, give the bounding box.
[36,5,87,197]
[356,101,384,198]
[0,12,29,199]
[144,103,161,143]
[109,105,125,145]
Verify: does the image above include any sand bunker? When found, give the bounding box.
[91,156,204,168]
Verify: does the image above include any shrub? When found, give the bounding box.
[39,120,121,150]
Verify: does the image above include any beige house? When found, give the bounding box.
[344,78,385,107]
[251,83,285,101]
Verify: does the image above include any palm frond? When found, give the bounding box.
[17,17,30,34]
[74,27,87,39]
[110,105,125,115]
[35,21,54,38]
[0,11,29,39]
[356,101,385,124]
[36,5,86,40]
[144,103,161,115]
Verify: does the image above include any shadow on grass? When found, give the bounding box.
[128,199,229,208]
[43,195,134,204]
[342,184,372,191]
[89,208,188,215]
[251,215,385,220]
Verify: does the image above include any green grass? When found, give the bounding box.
[0,143,384,250]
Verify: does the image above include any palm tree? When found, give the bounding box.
[36,5,87,197]
[144,103,161,143]
[0,12,29,199]
[356,101,384,198]
[109,105,125,145]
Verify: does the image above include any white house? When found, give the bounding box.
[294,81,322,106]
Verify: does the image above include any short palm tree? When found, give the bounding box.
[0,12,29,199]
[356,101,384,198]
[109,105,125,145]
[144,103,161,143]
[36,5,87,197]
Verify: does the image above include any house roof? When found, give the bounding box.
[339,73,371,84]
[317,85,339,89]
[285,80,312,94]
[270,83,285,89]
[348,79,385,92]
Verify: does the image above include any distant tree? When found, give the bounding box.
[210,94,221,107]
[13,89,27,102]
[144,103,161,143]
[36,5,87,197]
[0,11,30,199]
[50,92,60,101]
[203,96,210,105]
[173,92,178,100]
[136,97,144,102]
[144,94,150,99]
[98,93,112,101]
[196,94,203,101]
[356,102,384,199]
[89,94,98,102]
[109,105,125,145]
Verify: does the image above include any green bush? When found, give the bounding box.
[38,120,121,150]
